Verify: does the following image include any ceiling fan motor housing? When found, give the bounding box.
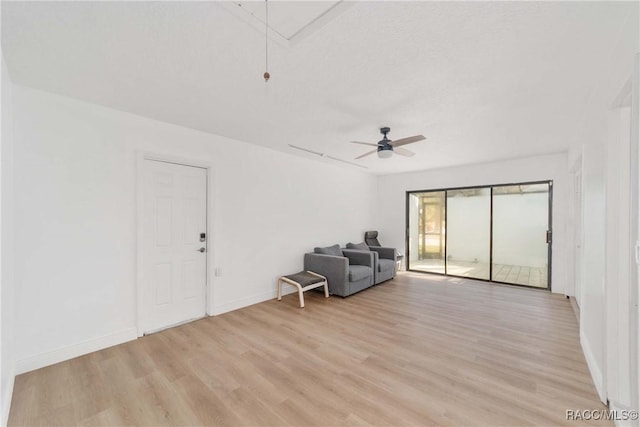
[377,126,393,158]
[378,126,392,146]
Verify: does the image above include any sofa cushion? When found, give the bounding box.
[346,242,370,251]
[348,265,371,282]
[314,244,342,257]
[379,259,395,273]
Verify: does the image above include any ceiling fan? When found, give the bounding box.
[351,127,426,159]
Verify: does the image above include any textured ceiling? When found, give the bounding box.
[2,1,638,174]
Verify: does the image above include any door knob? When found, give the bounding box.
[197,247,206,253]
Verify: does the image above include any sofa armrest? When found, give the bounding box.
[304,253,348,295]
[369,246,396,261]
[341,249,375,267]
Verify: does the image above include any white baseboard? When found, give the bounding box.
[15,327,137,375]
[2,373,15,427]
[580,329,606,403]
[211,287,295,316]
[609,401,635,427]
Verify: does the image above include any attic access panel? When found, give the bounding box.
[222,1,349,45]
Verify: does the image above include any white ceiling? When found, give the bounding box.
[2,1,637,174]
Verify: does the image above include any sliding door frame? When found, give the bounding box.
[405,179,553,291]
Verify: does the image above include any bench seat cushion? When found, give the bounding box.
[283,271,325,287]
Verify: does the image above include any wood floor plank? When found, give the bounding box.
[8,272,608,426]
[413,262,549,288]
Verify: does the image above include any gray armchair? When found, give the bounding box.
[365,230,404,270]
[303,244,375,297]
[346,241,397,284]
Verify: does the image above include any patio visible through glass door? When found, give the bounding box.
[408,191,446,274]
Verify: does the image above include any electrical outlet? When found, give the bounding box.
[636,241,640,265]
[214,267,222,277]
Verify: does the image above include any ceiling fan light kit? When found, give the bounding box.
[377,145,393,159]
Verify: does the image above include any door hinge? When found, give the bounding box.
[546,230,552,244]
[635,240,640,265]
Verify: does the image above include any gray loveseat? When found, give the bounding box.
[303,244,375,297]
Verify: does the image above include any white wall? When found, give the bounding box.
[10,85,377,373]
[605,106,633,412]
[493,192,549,268]
[447,193,490,264]
[570,8,639,405]
[634,50,640,427]
[580,141,607,401]
[1,53,16,427]
[376,152,570,295]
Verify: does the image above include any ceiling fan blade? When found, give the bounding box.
[288,144,323,157]
[394,147,415,157]
[355,149,378,160]
[390,135,426,148]
[326,155,368,169]
[350,141,378,147]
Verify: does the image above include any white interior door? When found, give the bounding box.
[142,159,207,334]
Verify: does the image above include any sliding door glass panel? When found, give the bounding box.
[408,191,446,273]
[492,184,550,288]
[446,188,491,280]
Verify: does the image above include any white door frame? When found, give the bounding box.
[570,157,582,305]
[135,151,215,337]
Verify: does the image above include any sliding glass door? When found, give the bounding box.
[406,181,552,289]
[492,184,551,287]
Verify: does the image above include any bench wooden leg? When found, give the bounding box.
[298,284,305,308]
[277,278,282,301]
[323,280,329,298]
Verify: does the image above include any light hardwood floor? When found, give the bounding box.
[411,261,548,288]
[9,272,608,426]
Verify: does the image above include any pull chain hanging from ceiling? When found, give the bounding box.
[263,0,270,82]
